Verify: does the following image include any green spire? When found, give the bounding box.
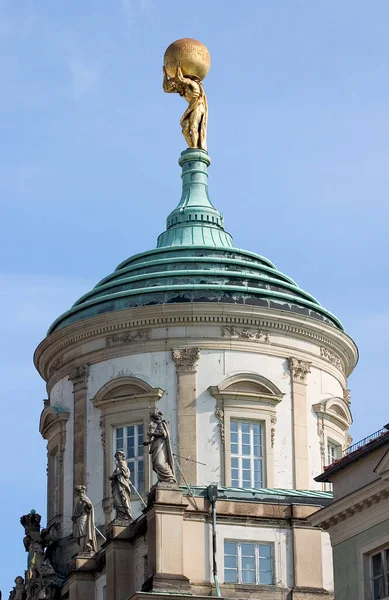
[157,148,234,248]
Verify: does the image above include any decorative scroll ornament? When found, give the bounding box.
[106,328,150,347]
[215,408,225,444]
[343,388,351,405]
[221,326,269,342]
[68,364,89,385]
[270,415,277,448]
[172,347,200,372]
[320,347,344,372]
[288,357,312,383]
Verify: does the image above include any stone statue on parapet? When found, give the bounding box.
[144,411,176,484]
[109,450,133,521]
[72,485,97,553]
[8,577,26,600]
[19,510,60,600]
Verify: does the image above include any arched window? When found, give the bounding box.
[208,374,284,488]
[92,377,164,524]
[313,397,353,487]
[39,402,70,524]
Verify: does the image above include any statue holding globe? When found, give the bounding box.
[163,38,211,151]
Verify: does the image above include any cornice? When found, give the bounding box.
[309,478,389,531]
[34,304,358,390]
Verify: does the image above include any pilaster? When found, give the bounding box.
[69,365,89,487]
[289,357,311,490]
[172,348,200,485]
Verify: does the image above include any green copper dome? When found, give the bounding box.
[48,149,342,333]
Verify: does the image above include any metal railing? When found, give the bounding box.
[343,425,389,456]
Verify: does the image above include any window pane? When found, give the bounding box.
[373,553,383,577]
[225,555,237,569]
[373,576,385,599]
[231,421,238,433]
[224,541,237,556]
[224,569,237,583]
[259,570,273,585]
[231,458,239,469]
[259,544,272,559]
[231,443,238,454]
[242,444,250,456]
[242,570,255,583]
[241,422,250,434]
[241,543,255,557]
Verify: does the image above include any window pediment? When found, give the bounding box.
[313,397,352,431]
[92,376,164,410]
[39,404,70,440]
[209,373,284,407]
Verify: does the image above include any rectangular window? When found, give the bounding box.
[327,441,339,466]
[230,420,264,488]
[224,540,273,585]
[371,548,389,599]
[114,424,144,493]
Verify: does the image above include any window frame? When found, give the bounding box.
[230,419,265,488]
[113,422,145,493]
[224,539,274,585]
[370,547,389,600]
[209,374,284,489]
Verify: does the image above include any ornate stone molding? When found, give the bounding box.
[318,488,389,530]
[106,328,150,347]
[320,346,344,373]
[270,415,277,448]
[215,408,225,444]
[221,326,269,342]
[172,347,200,372]
[68,364,89,386]
[343,388,351,405]
[288,357,311,383]
[48,356,63,376]
[35,305,358,387]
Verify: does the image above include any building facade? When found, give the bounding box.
[310,426,389,600]
[10,147,358,599]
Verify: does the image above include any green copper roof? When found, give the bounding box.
[48,148,343,333]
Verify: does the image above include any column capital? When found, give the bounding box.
[68,365,89,387]
[288,357,311,384]
[172,347,200,373]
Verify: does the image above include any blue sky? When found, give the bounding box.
[1,0,388,591]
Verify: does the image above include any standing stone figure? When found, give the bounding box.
[109,450,132,521]
[144,411,176,484]
[9,576,26,600]
[72,485,97,553]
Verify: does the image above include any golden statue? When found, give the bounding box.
[163,38,210,151]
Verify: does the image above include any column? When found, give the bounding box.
[172,348,200,485]
[288,357,311,490]
[69,365,89,487]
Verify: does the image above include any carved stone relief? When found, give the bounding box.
[215,408,225,444]
[320,347,344,372]
[172,347,200,372]
[288,357,312,383]
[221,326,269,342]
[68,364,89,385]
[106,328,151,347]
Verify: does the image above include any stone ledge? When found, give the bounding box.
[142,573,191,594]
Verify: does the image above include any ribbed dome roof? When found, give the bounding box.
[48,149,342,333]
